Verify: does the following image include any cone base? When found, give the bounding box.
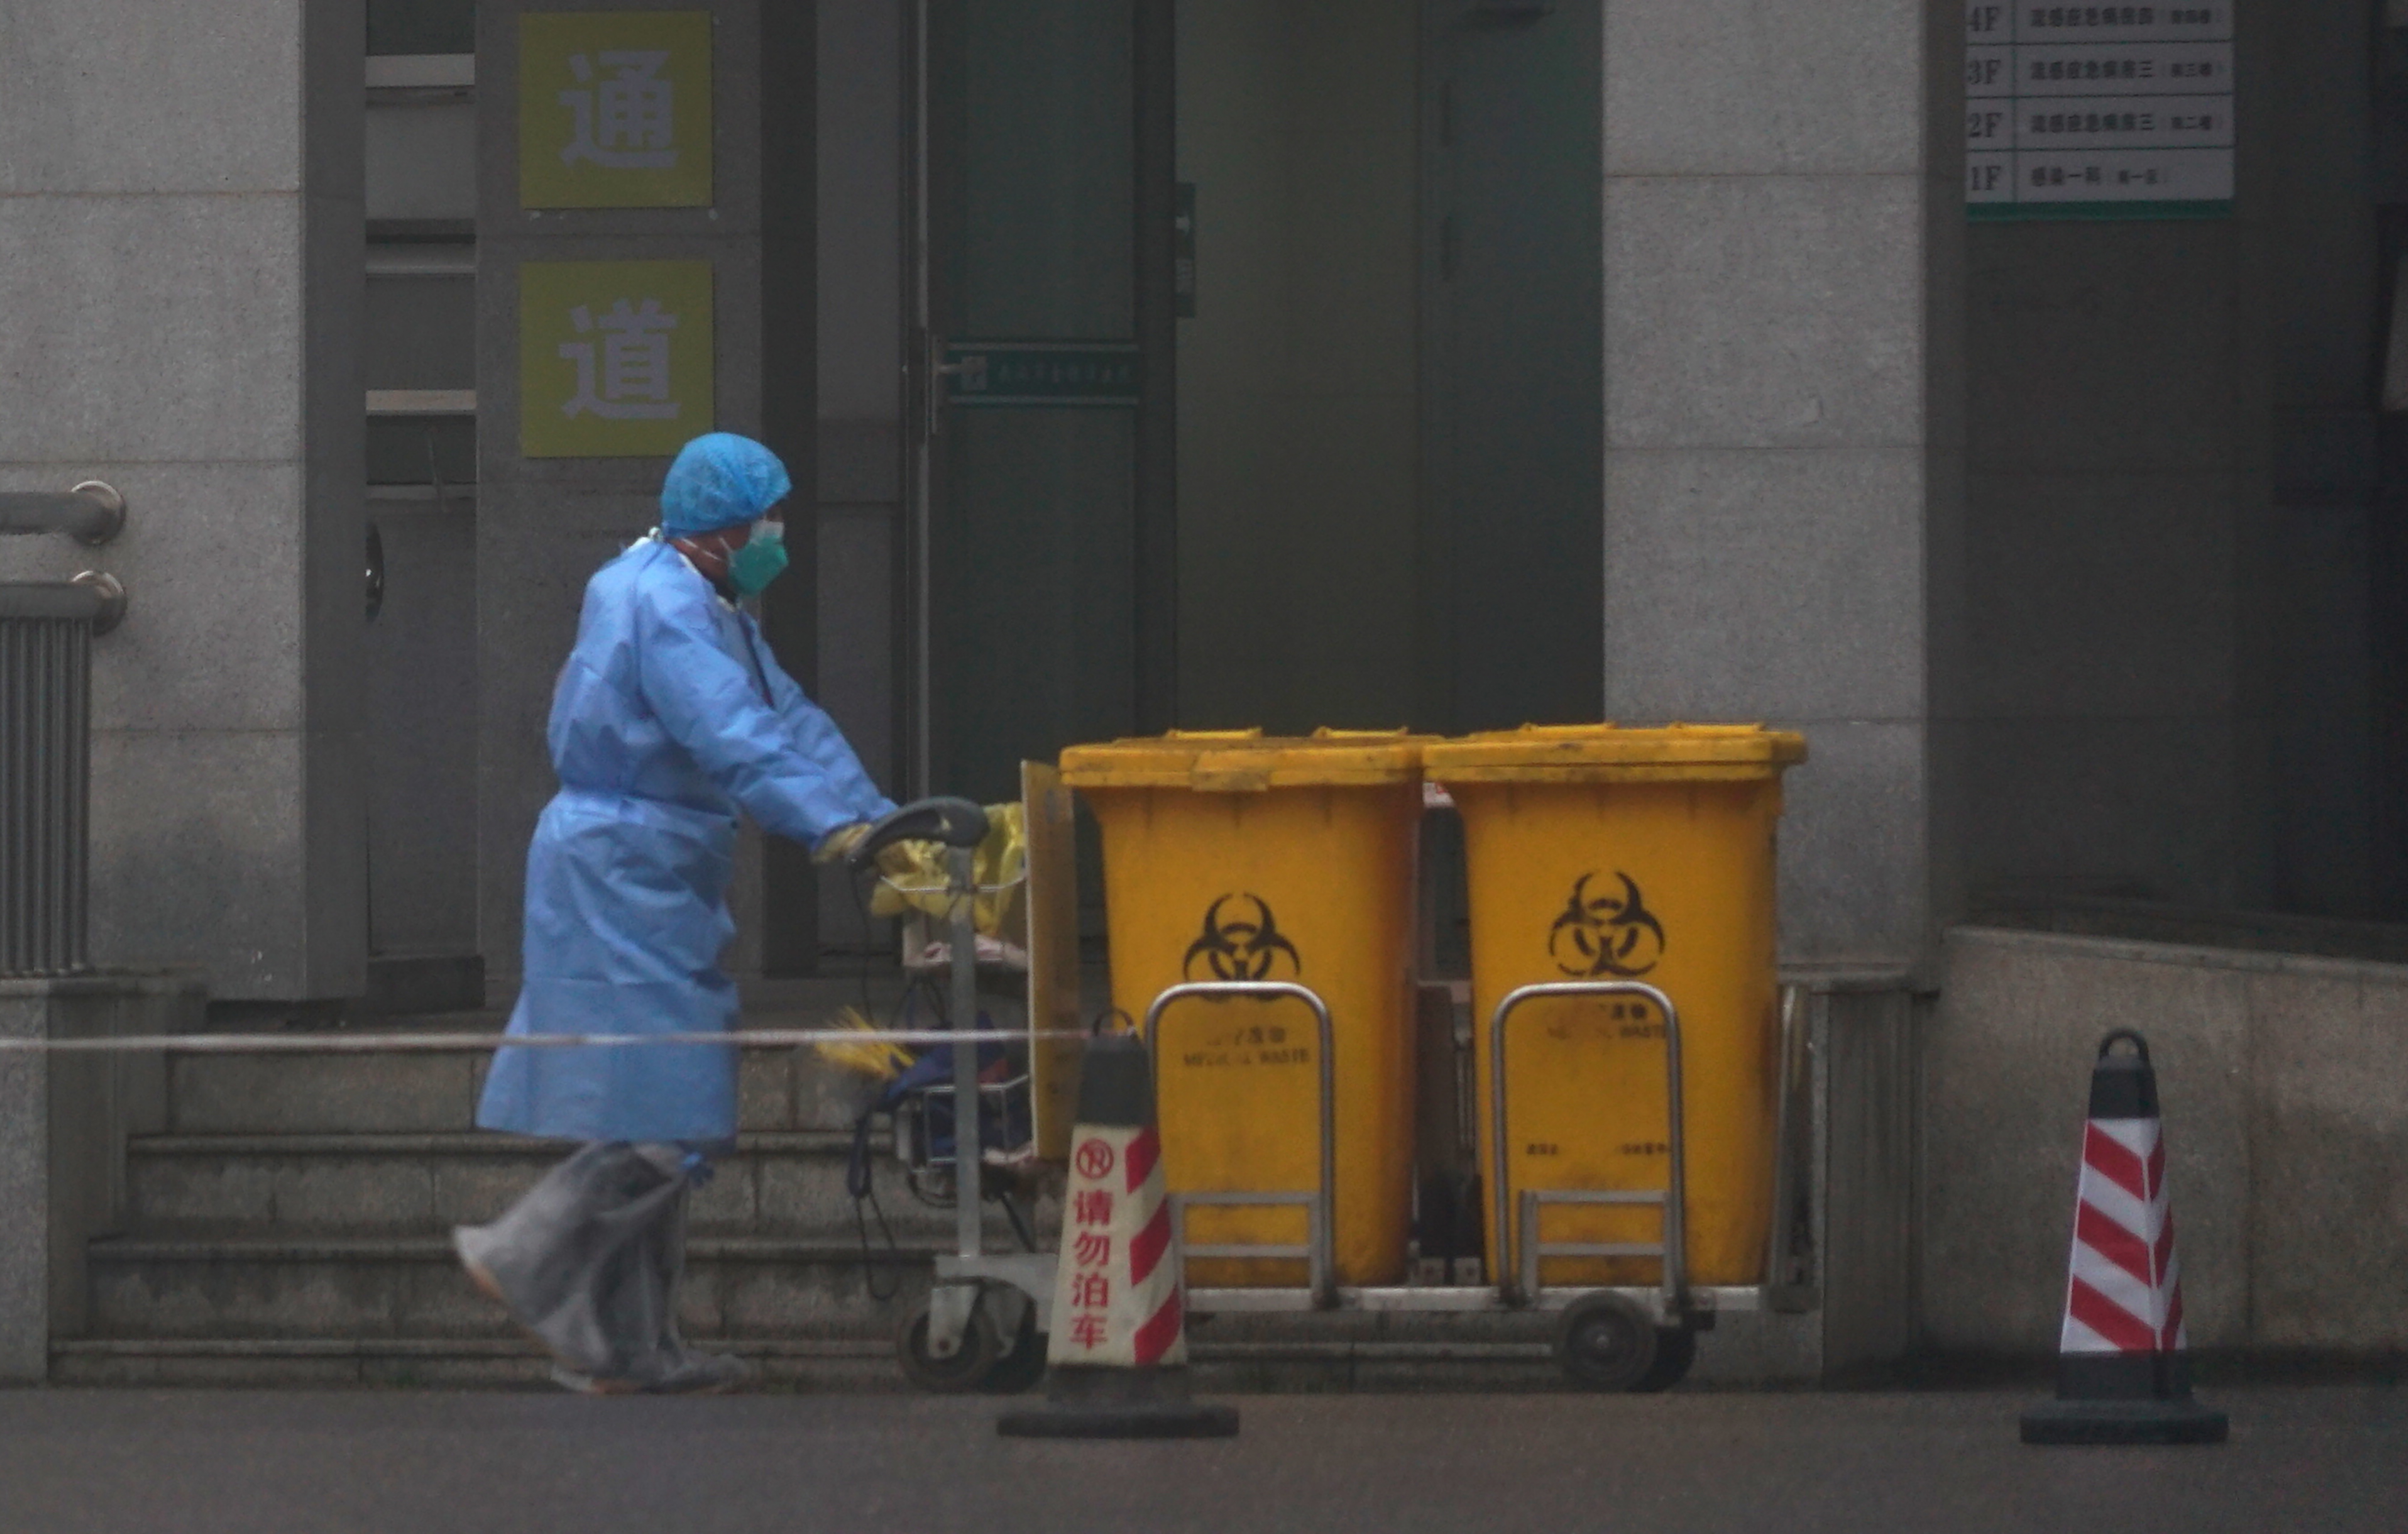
[2020,1397,2228,1445]
[997,1365,1239,1439]
[997,1399,1240,1440]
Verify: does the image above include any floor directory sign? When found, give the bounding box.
[1966,4,2234,219]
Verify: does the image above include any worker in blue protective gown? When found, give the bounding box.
[455,433,903,1394]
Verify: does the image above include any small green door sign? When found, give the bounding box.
[945,341,1141,407]
[520,260,714,458]
[520,12,714,209]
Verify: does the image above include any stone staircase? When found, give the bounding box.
[50,1010,1572,1390]
[51,1017,964,1388]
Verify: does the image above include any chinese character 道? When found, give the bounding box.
[559,299,681,421]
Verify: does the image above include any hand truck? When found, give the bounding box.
[1144,976,1801,1391]
[845,792,1060,1393]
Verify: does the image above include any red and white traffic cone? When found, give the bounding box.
[998,1032,1238,1439]
[2022,1030,2226,1445]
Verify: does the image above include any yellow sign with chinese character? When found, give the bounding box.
[520,260,714,458]
[520,11,713,209]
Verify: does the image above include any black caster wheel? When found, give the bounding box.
[1554,1293,1661,1392]
[1630,1325,1696,1392]
[981,1305,1048,1396]
[896,1294,1000,1392]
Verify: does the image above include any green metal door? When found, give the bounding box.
[906,0,1176,804]
[1420,0,1603,732]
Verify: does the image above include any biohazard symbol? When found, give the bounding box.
[1182,893,1303,983]
[1074,1138,1116,1181]
[1548,871,1666,978]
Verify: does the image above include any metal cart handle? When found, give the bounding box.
[1491,980,1686,1311]
[846,796,988,871]
[1142,981,1338,1308]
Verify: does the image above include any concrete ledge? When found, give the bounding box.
[1967,894,2408,968]
[1926,926,2408,1359]
[0,972,206,1383]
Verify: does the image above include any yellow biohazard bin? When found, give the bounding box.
[1059,729,1426,1287]
[1421,724,1806,1292]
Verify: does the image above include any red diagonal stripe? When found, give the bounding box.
[1131,1290,1183,1365]
[1129,1204,1172,1287]
[2068,1276,2158,1354]
[2145,1137,2166,1201]
[2153,1210,2177,1285]
[2075,1202,2155,1288]
[2161,1284,2185,1350]
[1125,1127,1160,1195]
[2083,1124,2148,1203]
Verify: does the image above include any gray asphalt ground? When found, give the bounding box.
[1,1386,2398,1534]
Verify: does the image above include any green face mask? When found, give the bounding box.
[728,523,789,596]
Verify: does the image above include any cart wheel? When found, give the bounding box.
[981,1305,1048,1396]
[896,1295,999,1392]
[1554,1293,1660,1392]
[1629,1325,1697,1393]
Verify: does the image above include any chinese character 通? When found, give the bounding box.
[560,51,677,170]
[559,299,680,421]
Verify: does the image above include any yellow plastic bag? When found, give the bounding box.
[811,1005,915,1083]
[867,801,1026,938]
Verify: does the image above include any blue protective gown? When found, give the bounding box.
[477,537,896,1145]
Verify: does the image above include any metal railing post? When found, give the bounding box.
[1490,980,1685,1311]
[1142,980,1336,1306]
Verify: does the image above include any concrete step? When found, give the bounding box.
[123,1132,971,1241]
[48,1337,901,1391]
[83,1230,1564,1347]
[84,1234,944,1341]
[164,1024,885,1135]
[49,1335,1566,1392]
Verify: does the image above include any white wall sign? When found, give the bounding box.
[1966,3,2235,218]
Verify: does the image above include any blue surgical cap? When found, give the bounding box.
[660,433,793,535]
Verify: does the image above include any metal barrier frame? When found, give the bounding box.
[1142,980,1336,1308]
[1491,980,1686,1313]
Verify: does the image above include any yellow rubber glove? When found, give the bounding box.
[812,822,870,865]
[814,821,939,880]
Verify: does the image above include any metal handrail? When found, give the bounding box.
[0,574,127,634]
[1142,980,1337,1308]
[1490,980,1686,1310]
[0,481,124,545]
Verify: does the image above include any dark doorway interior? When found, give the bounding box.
[904,0,1605,797]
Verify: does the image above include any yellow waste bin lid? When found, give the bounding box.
[1060,728,1431,792]
[1422,723,1807,784]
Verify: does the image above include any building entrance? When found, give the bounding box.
[903,0,1604,808]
